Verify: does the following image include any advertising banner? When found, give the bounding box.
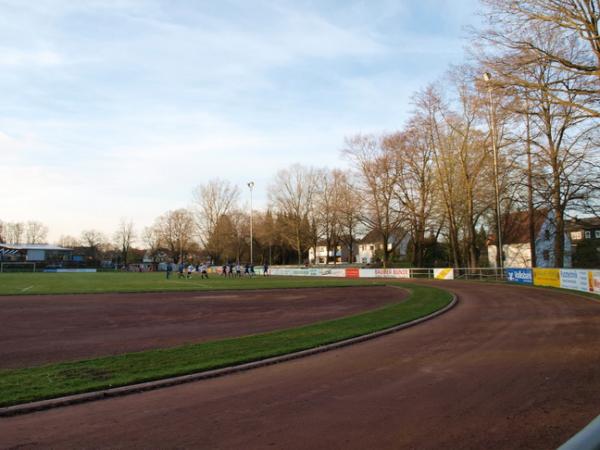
[560,269,592,293]
[434,268,454,280]
[270,268,312,276]
[374,268,411,278]
[319,268,346,278]
[345,267,360,279]
[533,268,561,288]
[590,270,600,295]
[358,269,376,278]
[43,268,97,273]
[506,268,533,285]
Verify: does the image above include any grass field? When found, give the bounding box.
[0,272,380,295]
[0,282,452,407]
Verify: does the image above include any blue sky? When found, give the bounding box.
[0,0,480,241]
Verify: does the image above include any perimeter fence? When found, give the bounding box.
[265,266,600,297]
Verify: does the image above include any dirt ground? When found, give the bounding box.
[0,286,404,368]
[2,281,600,449]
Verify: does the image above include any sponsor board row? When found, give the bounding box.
[506,267,600,294]
[270,267,416,279]
[269,267,454,280]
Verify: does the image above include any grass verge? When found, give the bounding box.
[0,272,380,295]
[0,283,451,407]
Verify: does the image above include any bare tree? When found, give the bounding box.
[343,134,405,267]
[153,209,196,263]
[336,173,363,264]
[384,123,436,267]
[269,164,318,265]
[192,179,240,262]
[114,219,136,265]
[483,36,597,268]
[80,229,107,262]
[477,0,600,117]
[57,235,80,248]
[24,221,48,244]
[4,222,25,245]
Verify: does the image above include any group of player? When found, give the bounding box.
[221,262,269,277]
[166,262,270,279]
[166,262,209,279]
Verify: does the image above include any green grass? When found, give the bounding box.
[0,272,380,295]
[0,283,451,407]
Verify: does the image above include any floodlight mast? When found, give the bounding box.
[483,71,504,275]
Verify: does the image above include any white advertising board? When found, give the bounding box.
[318,268,346,277]
[560,269,591,293]
[374,268,410,278]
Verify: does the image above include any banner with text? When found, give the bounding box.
[560,269,592,293]
[506,268,533,284]
[533,268,561,288]
[590,270,600,295]
[359,268,410,278]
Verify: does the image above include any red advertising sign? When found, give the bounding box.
[345,267,360,278]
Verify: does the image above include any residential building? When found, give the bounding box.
[568,217,600,268]
[355,230,409,264]
[308,241,353,264]
[487,210,572,268]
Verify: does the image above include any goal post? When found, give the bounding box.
[0,262,36,273]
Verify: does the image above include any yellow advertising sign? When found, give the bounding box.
[434,268,454,280]
[533,268,561,288]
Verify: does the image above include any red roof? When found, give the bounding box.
[489,210,547,245]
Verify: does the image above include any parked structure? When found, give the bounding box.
[487,210,572,268]
[0,243,73,263]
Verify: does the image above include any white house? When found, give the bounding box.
[309,243,340,264]
[355,230,410,264]
[488,210,572,268]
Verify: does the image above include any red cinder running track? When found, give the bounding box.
[0,286,403,368]
[1,281,600,449]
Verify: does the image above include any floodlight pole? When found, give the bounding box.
[247,181,254,265]
[484,72,504,275]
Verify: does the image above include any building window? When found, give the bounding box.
[585,231,591,239]
[595,230,600,239]
[543,250,550,261]
[370,245,374,251]
[544,229,551,241]
[571,231,583,240]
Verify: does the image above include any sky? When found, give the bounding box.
[0,0,480,242]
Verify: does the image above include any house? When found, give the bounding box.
[568,217,600,268]
[308,241,353,264]
[569,217,600,242]
[487,210,571,268]
[0,243,73,263]
[355,230,409,264]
